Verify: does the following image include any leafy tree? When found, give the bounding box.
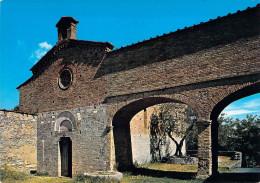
[150,103,196,162]
[218,114,260,167]
[186,124,198,150]
[186,114,260,167]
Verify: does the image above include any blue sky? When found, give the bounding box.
[0,0,259,119]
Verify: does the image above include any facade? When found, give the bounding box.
[13,5,260,178]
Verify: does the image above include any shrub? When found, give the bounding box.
[0,164,31,181]
[35,171,49,176]
[73,173,86,182]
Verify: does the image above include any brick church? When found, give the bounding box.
[1,4,259,178]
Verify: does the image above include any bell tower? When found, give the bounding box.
[56,17,79,43]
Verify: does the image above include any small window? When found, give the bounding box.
[60,120,72,132]
[58,68,73,90]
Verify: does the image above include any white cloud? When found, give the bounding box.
[30,41,52,63]
[39,42,52,50]
[222,95,260,119]
[243,98,260,108]
[222,109,257,117]
[223,104,238,111]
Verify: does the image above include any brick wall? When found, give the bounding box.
[103,35,259,98]
[18,6,260,115]
[19,42,110,114]
[0,110,37,173]
[97,6,259,79]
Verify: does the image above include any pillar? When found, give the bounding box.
[113,124,133,171]
[211,119,219,175]
[197,120,212,178]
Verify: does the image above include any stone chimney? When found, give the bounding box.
[56,17,79,43]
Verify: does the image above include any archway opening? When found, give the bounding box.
[112,97,198,177]
[210,83,260,179]
[59,137,72,177]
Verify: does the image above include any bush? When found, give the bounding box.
[73,173,86,182]
[0,164,31,181]
[35,171,49,176]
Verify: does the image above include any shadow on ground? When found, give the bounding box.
[205,173,260,182]
[130,167,196,180]
[129,168,260,182]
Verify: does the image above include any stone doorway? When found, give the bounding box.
[59,137,72,177]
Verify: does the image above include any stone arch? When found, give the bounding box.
[111,96,198,171]
[211,82,260,121]
[55,111,76,131]
[60,120,72,132]
[210,82,260,175]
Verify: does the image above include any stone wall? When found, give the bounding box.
[0,110,37,173]
[37,104,109,177]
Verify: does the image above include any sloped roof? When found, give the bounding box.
[56,16,79,27]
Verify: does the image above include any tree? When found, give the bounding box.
[218,114,260,167]
[150,103,196,162]
[186,114,260,167]
[13,105,19,112]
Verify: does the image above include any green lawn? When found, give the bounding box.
[1,156,236,183]
[122,174,202,183]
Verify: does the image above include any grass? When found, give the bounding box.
[0,165,72,183]
[141,163,198,172]
[0,157,236,183]
[218,156,237,167]
[122,174,202,183]
[3,177,73,183]
[135,156,235,174]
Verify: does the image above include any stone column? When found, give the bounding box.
[211,119,219,175]
[197,120,212,178]
[113,124,133,171]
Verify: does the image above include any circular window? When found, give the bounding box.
[58,68,73,90]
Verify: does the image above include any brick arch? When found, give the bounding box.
[210,82,260,175]
[111,96,198,171]
[210,82,260,121]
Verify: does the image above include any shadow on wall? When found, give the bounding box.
[130,103,197,164]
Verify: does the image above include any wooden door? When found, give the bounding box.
[60,137,72,177]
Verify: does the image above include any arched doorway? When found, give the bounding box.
[59,137,72,177]
[210,82,260,175]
